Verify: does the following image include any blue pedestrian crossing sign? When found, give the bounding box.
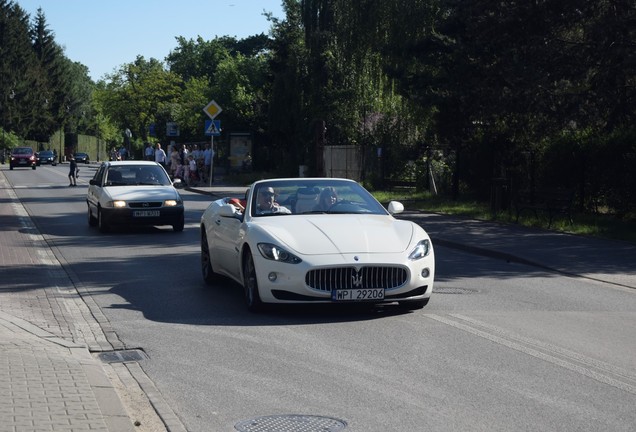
[205,120,221,136]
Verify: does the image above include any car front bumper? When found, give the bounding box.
[100,206,184,227]
[252,251,435,305]
[10,158,36,168]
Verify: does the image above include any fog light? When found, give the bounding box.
[421,268,430,278]
[268,272,277,282]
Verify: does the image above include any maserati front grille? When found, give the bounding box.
[306,266,408,292]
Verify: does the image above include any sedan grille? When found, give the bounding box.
[129,201,163,208]
[306,266,408,292]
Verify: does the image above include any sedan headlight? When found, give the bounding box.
[408,239,431,260]
[105,200,127,208]
[257,243,302,264]
[164,199,180,207]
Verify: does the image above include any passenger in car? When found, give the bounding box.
[315,187,338,211]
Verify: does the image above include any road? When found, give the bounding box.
[4,163,636,432]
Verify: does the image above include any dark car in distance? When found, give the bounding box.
[10,147,37,170]
[74,152,90,164]
[36,150,56,165]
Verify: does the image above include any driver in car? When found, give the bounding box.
[255,186,291,215]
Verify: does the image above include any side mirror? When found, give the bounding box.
[89,179,99,186]
[173,178,184,188]
[219,204,244,220]
[387,201,404,215]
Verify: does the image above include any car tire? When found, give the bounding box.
[87,205,97,227]
[242,251,263,312]
[201,229,220,285]
[98,208,110,233]
[398,298,429,311]
[173,214,184,232]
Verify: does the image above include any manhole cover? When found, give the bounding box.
[97,349,148,363]
[434,287,478,295]
[235,414,347,432]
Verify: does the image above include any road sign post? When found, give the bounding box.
[203,100,222,186]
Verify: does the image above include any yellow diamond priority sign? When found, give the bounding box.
[203,100,222,119]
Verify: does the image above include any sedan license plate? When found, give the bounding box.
[133,210,160,217]
[331,288,385,301]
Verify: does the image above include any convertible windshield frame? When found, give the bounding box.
[249,179,388,217]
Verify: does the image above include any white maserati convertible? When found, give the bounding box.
[200,178,435,312]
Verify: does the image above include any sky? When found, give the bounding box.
[15,0,285,81]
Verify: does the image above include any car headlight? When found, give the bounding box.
[408,239,431,260]
[164,199,180,207]
[105,200,127,208]
[257,243,302,264]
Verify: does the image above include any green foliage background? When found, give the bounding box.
[1,0,635,216]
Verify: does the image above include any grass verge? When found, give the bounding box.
[373,189,636,244]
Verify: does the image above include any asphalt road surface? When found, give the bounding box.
[5,163,636,432]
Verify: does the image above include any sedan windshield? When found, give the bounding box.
[13,148,32,155]
[105,165,171,186]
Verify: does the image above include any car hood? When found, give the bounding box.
[105,186,180,201]
[255,215,417,255]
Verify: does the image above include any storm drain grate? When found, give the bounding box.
[235,414,347,432]
[97,349,148,363]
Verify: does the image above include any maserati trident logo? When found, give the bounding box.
[351,269,363,288]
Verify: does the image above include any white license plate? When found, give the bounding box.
[331,288,385,301]
[133,210,160,217]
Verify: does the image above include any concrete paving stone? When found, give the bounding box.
[0,172,143,432]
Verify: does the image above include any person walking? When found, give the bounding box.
[203,143,214,183]
[170,145,181,178]
[154,143,167,167]
[144,142,155,161]
[68,157,77,187]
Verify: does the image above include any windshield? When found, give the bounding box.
[12,147,33,155]
[104,165,172,186]
[250,179,388,217]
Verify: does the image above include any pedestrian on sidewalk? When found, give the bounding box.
[154,142,167,168]
[68,157,77,186]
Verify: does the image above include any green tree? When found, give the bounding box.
[211,53,269,131]
[1,0,39,141]
[166,36,232,82]
[29,7,67,142]
[96,56,182,147]
[267,0,308,174]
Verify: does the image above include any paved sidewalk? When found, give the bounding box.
[0,312,131,432]
[0,171,136,432]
